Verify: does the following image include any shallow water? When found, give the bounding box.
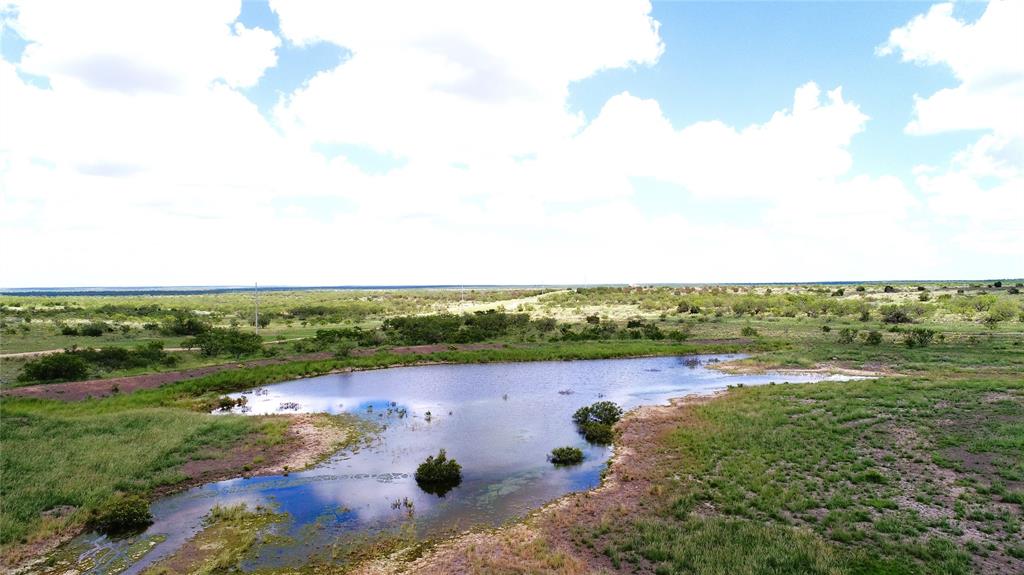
[52,355,856,573]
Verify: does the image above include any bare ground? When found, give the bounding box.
[711,357,896,378]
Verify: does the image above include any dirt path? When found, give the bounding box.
[355,394,717,575]
[1,343,507,401]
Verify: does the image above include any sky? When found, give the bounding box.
[0,0,1021,287]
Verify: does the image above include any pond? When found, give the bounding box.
[52,355,857,573]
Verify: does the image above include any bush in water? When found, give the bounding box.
[549,446,584,465]
[415,449,462,495]
[573,401,623,427]
[573,401,623,445]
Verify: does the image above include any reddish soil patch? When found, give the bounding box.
[2,344,507,402]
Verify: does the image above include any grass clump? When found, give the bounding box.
[415,449,462,495]
[89,493,152,535]
[549,446,584,465]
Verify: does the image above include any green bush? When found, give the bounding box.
[740,326,759,337]
[904,328,936,348]
[90,493,153,535]
[415,449,462,495]
[573,401,623,426]
[863,330,883,345]
[573,401,622,445]
[837,328,857,344]
[183,328,263,357]
[19,352,90,382]
[549,446,584,465]
[881,307,913,324]
[579,422,614,444]
[78,322,111,337]
[161,311,211,336]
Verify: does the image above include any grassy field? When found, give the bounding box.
[607,373,1023,574]
[1,283,1022,573]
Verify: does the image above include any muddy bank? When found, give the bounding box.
[353,394,717,575]
[710,357,895,378]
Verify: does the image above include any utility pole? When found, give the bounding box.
[254,282,259,335]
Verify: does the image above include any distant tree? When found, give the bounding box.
[161,311,211,336]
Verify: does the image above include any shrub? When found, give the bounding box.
[585,315,600,324]
[549,446,584,465]
[918,292,931,302]
[1009,287,1021,295]
[984,299,1020,326]
[415,449,462,495]
[573,401,623,426]
[837,328,857,344]
[666,329,689,342]
[19,352,89,382]
[740,326,759,337]
[821,325,831,333]
[831,288,844,297]
[904,328,936,348]
[579,422,614,444]
[90,493,153,535]
[993,281,1003,288]
[881,307,913,324]
[183,328,263,357]
[573,401,622,445]
[883,285,896,293]
[78,322,111,337]
[863,330,883,345]
[161,311,211,336]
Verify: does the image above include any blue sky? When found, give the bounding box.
[0,1,1020,285]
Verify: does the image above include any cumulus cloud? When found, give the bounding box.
[10,0,279,93]
[878,0,1024,138]
[0,1,1014,286]
[270,0,664,163]
[881,0,1023,257]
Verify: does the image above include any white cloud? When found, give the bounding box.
[879,0,1024,137]
[881,0,1024,259]
[0,1,1014,286]
[270,0,664,163]
[10,0,279,93]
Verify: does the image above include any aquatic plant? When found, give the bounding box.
[573,401,623,445]
[573,401,623,427]
[415,449,462,495]
[90,493,153,535]
[549,446,584,465]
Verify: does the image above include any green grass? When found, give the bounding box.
[0,405,281,547]
[601,363,1023,573]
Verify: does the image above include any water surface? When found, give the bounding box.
[54,355,856,573]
